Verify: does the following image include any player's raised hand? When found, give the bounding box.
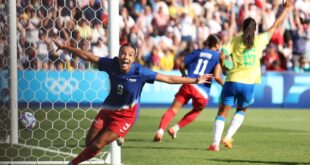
[197,74,214,84]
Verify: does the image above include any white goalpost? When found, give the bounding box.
[9,0,18,145]
[1,0,122,164]
[107,0,121,164]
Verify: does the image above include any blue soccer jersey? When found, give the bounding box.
[184,48,220,93]
[98,57,157,109]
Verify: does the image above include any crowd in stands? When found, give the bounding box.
[0,0,310,73]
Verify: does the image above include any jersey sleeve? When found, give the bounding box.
[97,57,114,71]
[221,41,233,57]
[256,32,270,49]
[138,65,158,84]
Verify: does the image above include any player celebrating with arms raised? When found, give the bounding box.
[52,41,213,165]
[153,34,224,142]
[208,0,293,151]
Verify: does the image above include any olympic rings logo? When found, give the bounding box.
[45,78,78,95]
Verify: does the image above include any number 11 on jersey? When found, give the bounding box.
[193,59,209,75]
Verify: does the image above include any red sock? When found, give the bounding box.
[72,146,100,165]
[159,108,176,130]
[178,109,202,128]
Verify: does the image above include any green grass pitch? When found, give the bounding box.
[1,108,310,165]
[123,108,310,165]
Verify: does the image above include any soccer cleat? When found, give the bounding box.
[222,138,233,149]
[153,133,163,142]
[67,160,73,165]
[167,127,177,139]
[117,137,125,146]
[207,144,220,151]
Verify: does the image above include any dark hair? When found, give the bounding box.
[242,17,256,49]
[119,43,137,56]
[204,34,221,48]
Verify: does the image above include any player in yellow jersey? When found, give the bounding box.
[208,0,293,151]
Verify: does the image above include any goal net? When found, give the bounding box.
[0,0,118,164]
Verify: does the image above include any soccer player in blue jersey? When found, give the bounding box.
[53,41,214,165]
[153,34,224,142]
[208,0,293,151]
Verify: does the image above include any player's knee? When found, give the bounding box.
[236,108,247,114]
[194,104,206,110]
[237,105,248,112]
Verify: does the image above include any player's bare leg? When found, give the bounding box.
[85,126,102,147]
[91,129,119,150]
[154,99,183,142]
[70,129,119,165]
[168,106,203,139]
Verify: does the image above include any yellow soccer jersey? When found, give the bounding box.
[221,32,270,84]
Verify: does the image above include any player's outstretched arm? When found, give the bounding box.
[155,73,214,84]
[267,0,293,36]
[53,39,100,64]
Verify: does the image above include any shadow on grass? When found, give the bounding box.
[210,158,310,165]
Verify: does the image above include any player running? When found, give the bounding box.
[208,0,293,151]
[154,34,224,142]
[52,41,214,165]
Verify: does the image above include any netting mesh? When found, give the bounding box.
[0,0,111,163]
[0,0,11,157]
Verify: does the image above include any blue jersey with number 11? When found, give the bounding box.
[184,48,219,93]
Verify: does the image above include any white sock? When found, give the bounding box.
[225,111,245,139]
[157,128,164,135]
[172,124,180,132]
[212,116,225,146]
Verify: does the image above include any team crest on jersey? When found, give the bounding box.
[128,78,136,82]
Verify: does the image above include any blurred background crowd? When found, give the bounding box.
[0,0,310,73]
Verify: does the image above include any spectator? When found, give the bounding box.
[36,30,49,69]
[159,48,175,71]
[262,3,276,31]
[294,56,310,72]
[92,38,108,58]
[133,0,148,19]
[292,24,307,67]
[8,0,308,73]
[150,46,161,70]
[119,7,135,33]
[55,59,64,71]
[152,6,169,36]
[41,61,49,71]
[264,45,286,71]
[77,18,92,39]
[91,21,106,43]
[305,23,310,60]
